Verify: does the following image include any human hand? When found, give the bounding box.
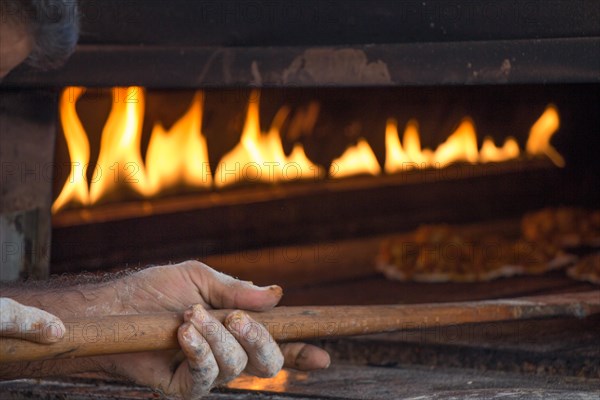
[0,297,65,344]
[95,261,330,399]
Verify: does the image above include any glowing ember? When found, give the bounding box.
[526,104,564,167]
[330,138,381,178]
[228,369,304,392]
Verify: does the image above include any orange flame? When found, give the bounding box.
[330,138,381,178]
[433,119,479,166]
[52,86,564,213]
[385,119,436,173]
[88,87,147,204]
[51,87,90,213]
[403,120,434,166]
[384,119,409,173]
[526,104,564,167]
[385,118,482,173]
[480,137,520,163]
[215,91,323,188]
[144,92,212,195]
[52,87,214,212]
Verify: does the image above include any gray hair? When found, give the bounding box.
[1,0,79,70]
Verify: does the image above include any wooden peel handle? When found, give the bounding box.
[1,291,599,364]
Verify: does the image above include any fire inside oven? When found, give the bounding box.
[51,87,558,211]
[49,85,599,277]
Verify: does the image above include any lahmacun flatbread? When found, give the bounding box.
[522,207,600,250]
[567,253,600,285]
[377,224,576,283]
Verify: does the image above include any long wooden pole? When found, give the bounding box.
[1,291,598,364]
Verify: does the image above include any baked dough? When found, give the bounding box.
[377,224,575,283]
[567,253,600,285]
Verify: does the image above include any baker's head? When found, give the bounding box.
[0,0,79,78]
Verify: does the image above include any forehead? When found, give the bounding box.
[0,17,30,42]
[0,20,32,78]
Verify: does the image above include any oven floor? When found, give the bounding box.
[30,220,599,398]
[1,363,598,400]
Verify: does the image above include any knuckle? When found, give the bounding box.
[233,353,249,376]
[187,260,210,271]
[258,361,282,378]
[179,325,211,360]
[196,363,219,384]
[193,341,211,359]
[188,367,219,398]
[222,351,248,377]
[255,350,284,378]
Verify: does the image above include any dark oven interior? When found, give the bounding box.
[45,84,600,277]
[1,1,599,399]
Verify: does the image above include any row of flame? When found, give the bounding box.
[52,87,562,213]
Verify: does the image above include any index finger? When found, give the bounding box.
[182,261,284,311]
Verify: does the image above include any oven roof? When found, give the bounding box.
[2,0,599,88]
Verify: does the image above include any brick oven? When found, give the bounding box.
[1,1,599,399]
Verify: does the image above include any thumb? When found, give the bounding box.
[187,261,283,311]
[0,298,65,344]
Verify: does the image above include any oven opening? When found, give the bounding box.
[48,85,599,282]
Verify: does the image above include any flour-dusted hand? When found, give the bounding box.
[0,261,330,398]
[96,261,330,399]
[0,297,65,343]
[169,305,285,398]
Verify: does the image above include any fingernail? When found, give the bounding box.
[317,351,332,369]
[267,285,283,297]
[224,310,247,332]
[182,324,202,347]
[183,308,194,321]
[190,304,207,322]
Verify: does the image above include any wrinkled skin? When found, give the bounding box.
[101,261,330,398]
[0,261,330,399]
